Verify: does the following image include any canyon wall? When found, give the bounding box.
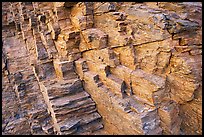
[2,2,202,135]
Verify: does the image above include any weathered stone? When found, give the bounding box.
[56,99,95,115]
[35,41,49,60]
[167,19,199,35]
[64,2,78,8]
[190,48,202,56]
[4,118,31,135]
[110,65,133,95]
[50,91,90,108]
[53,60,78,80]
[104,74,126,98]
[55,30,81,56]
[57,7,71,20]
[75,58,90,80]
[59,118,80,132]
[179,93,202,135]
[83,48,119,67]
[44,79,83,100]
[167,73,199,104]
[135,38,177,74]
[158,100,181,135]
[58,19,72,31]
[113,46,136,70]
[131,69,166,105]
[80,28,108,52]
[44,34,58,59]
[2,2,202,135]
[34,61,56,81]
[70,3,94,31]
[94,2,117,14]
[85,61,109,80]
[83,75,161,135]
[80,112,101,125]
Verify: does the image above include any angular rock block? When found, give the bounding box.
[140,109,161,135]
[166,17,199,35]
[110,65,132,89]
[113,46,137,70]
[135,38,176,74]
[84,71,100,84]
[93,2,116,14]
[63,30,80,42]
[158,100,181,135]
[179,31,202,46]
[34,61,56,81]
[78,121,104,135]
[39,76,101,134]
[85,61,110,81]
[3,118,31,135]
[65,32,81,54]
[59,118,80,134]
[70,2,93,16]
[75,58,89,79]
[55,104,97,126]
[131,69,166,106]
[43,79,83,100]
[54,98,95,118]
[83,48,119,67]
[73,16,88,31]
[104,74,126,98]
[170,53,202,82]
[35,35,49,60]
[70,6,94,31]
[94,14,133,48]
[44,34,58,59]
[83,75,162,135]
[53,60,78,80]
[80,28,108,52]
[58,18,72,31]
[125,8,171,45]
[167,73,199,104]
[56,7,71,21]
[179,98,202,135]
[111,12,127,21]
[24,30,35,47]
[55,30,81,56]
[117,21,128,32]
[70,2,94,30]
[50,90,90,109]
[80,112,101,125]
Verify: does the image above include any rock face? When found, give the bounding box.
[2,2,202,135]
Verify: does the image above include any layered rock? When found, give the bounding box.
[2,2,202,135]
[2,2,102,135]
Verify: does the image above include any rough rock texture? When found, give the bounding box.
[2,2,202,135]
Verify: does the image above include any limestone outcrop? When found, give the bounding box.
[2,2,202,135]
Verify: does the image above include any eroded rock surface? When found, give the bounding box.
[2,2,202,135]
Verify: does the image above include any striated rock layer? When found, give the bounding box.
[2,2,202,135]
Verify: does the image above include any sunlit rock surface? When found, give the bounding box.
[2,2,202,135]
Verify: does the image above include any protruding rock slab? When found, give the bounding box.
[130,69,166,106]
[53,60,78,80]
[83,48,119,67]
[158,100,181,135]
[34,61,56,81]
[80,28,108,52]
